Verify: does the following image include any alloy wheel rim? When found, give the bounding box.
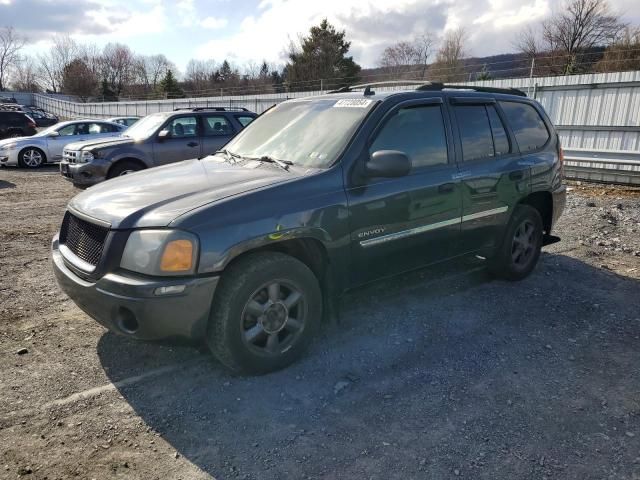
[511,219,536,267]
[23,149,42,167]
[119,170,135,176]
[240,280,306,356]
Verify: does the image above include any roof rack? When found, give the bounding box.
[330,80,432,95]
[415,83,527,97]
[173,106,249,112]
[329,80,526,97]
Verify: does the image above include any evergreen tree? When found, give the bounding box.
[476,64,492,81]
[286,19,361,88]
[157,69,184,98]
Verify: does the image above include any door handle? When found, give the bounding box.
[452,171,471,180]
[438,183,455,194]
[509,170,524,180]
[187,142,199,148]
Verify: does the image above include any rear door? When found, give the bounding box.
[153,115,201,165]
[346,98,463,285]
[200,114,236,157]
[449,97,531,253]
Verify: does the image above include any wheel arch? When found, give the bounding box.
[18,145,47,166]
[224,237,331,284]
[107,157,147,177]
[517,190,553,235]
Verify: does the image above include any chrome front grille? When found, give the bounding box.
[62,149,78,163]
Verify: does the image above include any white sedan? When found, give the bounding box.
[0,120,125,168]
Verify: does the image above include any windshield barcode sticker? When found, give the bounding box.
[333,99,372,108]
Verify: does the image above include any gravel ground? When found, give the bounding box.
[1,166,639,480]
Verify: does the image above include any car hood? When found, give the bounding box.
[64,136,131,151]
[68,157,298,229]
[0,136,41,146]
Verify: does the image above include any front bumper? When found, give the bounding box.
[52,235,219,341]
[60,159,108,187]
[0,149,19,166]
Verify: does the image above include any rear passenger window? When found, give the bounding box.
[370,105,448,168]
[203,116,232,136]
[499,101,549,152]
[455,105,495,162]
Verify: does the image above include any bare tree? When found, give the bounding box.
[10,56,40,92]
[544,0,625,73]
[184,59,217,91]
[100,43,136,97]
[431,28,467,82]
[596,26,640,72]
[37,34,79,93]
[514,0,626,74]
[414,33,435,78]
[378,34,434,79]
[0,27,25,91]
[137,54,173,91]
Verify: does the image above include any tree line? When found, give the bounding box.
[0,0,638,101]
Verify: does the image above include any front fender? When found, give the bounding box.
[105,149,151,167]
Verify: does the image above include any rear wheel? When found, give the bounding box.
[207,252,322,374]
[8,130,22,139]
[107,160,143,178]
[18,148,46,168]
[489,204,543,281]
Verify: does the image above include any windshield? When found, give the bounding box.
[223,98,375,168]
[34,123,67,137]
[122,113,168,140]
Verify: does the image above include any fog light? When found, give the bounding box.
[154,285,186,296]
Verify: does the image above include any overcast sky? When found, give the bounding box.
[4,0,639,71]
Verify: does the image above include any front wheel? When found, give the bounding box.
[107,160,143,178]
[489,204,543,281]
[207,252,322,374]
[18,148,46,168]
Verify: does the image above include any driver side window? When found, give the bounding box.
[165,116,198,138]
[57,124,77,136]
[370,105,448,169]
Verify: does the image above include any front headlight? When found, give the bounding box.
[0,142,18,151]
[80,150,95,163]
[120,230,199,276]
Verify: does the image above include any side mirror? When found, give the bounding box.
[157,129,170,140]
[365,150,411,178]
[47,131,60,138]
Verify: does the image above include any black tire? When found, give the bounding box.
[207,252,322,374]
[489,204,543,281]
[107,160,143,178]
[18,147,46,168]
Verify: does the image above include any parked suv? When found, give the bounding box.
[52,82,566,374]
[0,110,37,140]
[59,107,257,186]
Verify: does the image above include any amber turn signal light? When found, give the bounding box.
[160,240,193,272]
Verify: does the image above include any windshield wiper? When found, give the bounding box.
[214,149,242,163]
[253,155,293,171]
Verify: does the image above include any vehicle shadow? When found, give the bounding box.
[97,253,640,479]
[0,180,16,189]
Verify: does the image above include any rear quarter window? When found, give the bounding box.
[499,101,550,152]
[236,115,255,127]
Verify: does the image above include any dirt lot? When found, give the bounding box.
[1,166,639,480]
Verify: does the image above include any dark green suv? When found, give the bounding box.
[52,82,566,374]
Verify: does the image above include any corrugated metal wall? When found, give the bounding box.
[29,70,640,184]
